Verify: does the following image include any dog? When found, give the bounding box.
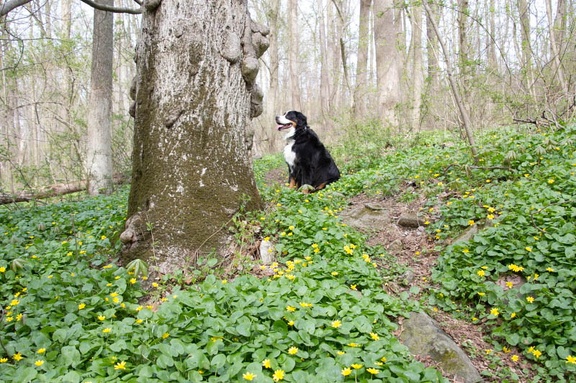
[275,111,340,193]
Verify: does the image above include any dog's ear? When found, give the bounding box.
[295,111,307,127]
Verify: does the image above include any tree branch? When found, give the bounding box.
[78,0,142,14]
[1,0,142,17]
[0,0,32,17]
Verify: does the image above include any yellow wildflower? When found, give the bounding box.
[272,369,285,381]
[341,367,352,376]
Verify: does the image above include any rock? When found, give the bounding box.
[340,203,389,232]
[388,239,403,253]
[453,220,493,244]
[453,224,480,244]
[259,239,275,264]
[400,312,482,383]
[397,213,425,228]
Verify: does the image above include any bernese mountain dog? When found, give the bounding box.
[276,111,340,193]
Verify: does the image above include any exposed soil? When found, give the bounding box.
[343,193,534,382]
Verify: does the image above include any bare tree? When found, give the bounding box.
[407,3,423,131]
[86,0,114,195]
[545,0,568,97]
[353,0,371,118]
[288,0,302,110]
[373,0,401,126]
[517,0,534,96]
[422,0,478,161]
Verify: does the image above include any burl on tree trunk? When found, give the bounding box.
[120,1,269,275]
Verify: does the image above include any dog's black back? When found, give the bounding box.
[276,111,340,191]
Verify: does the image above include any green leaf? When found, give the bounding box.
[110,339,128,352]
[137,365,154,378]
[506,333,520,346]
[236,316,252,337]
[60,345,81,367]
[156,353,174,368]
[60,371,81,383]
[53,328,68,343]
[353,315,372,333]
[15,367,38,383]
[211,353,227,370]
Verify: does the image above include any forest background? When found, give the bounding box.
[0,0,574,193]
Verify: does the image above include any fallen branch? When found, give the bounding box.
[0,175,128,205]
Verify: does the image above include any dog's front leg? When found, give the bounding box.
[288,176,298,189]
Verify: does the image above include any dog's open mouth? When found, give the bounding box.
[277,123,293,131]
[276,115,296,131]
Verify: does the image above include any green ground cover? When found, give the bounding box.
[0,123,574,382]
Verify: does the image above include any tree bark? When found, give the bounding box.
[318,0,332,117]
[121,1,268,275]
[373,0,401,126]
[425,0,441,91]
[545,0,568,97]
[353,0,371,119]
[517,0,534,96]
[288,0,302,110]
[86,0,114,195]
[408,4,423,131]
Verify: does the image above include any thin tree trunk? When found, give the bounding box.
[353,0,371,119]
[486,0,498,70]
[545,0,568,96]
[86,0,114,195]
[457,0,470,89]
[373,0,401,126]
[517,0,534,97]
[426,0,441,91]
[319,0,332,118]
[264,0,281,153]
[409,4,423,131]
[331,0,352,107]
[288,0,302,110]
[422,0,478,162]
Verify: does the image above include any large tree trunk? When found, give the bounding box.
[121,1,268,275]
[85,0,114,195]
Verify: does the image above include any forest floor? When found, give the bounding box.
[265,166,532,381]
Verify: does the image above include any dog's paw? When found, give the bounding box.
[299,184,315,194]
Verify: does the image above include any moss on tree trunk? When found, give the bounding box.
[120,1,269,274]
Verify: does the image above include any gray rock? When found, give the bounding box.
[400,312,482,383]
[397,213,425,228]
[340,203,389,232]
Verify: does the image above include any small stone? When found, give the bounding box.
[259,240,275,264]
[397,213,425,228]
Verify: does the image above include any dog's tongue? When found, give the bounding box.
[277,124,289,131]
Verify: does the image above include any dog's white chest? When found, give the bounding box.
[284,140,296,169]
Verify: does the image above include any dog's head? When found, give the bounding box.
[275,111,308,131]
